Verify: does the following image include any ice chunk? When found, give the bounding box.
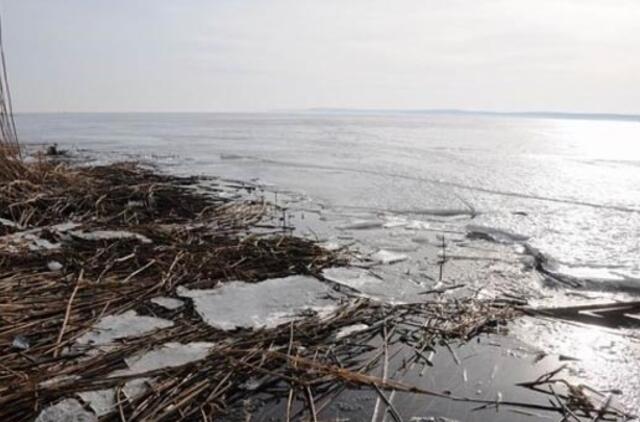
[77,389,115,417]
[337,220,383,230]
[371,249,408,264]
[78,379,150,417]
[336,323,369,339]
[119,342,213,375]
[75,310,173,346]
[48,261,64,271]
[150,296,184,310]
[35,399,97,422]
[177,275,337,330]
[79,342,214,416]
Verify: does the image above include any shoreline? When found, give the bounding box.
[0,154,635,421]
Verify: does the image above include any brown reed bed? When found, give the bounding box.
[0,156,633,421]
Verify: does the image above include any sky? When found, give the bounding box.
[2,0,640,113]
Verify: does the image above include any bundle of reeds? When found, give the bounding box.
[0,14,22,181]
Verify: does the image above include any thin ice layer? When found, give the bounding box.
[177,275,337,330]
[75,310,173,346]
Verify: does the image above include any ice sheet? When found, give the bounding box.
[177,275,337,330]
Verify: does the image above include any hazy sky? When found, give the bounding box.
[2,0,640,113]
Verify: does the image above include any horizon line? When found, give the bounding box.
[11,108,640,122]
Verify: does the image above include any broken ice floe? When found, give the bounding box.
[35,399,97,422]
[150,296,184,310]
[177,275,338,330]
[75,310,173,347]
[335,323,369,340]
[79,342,214,416]
[323,267,424,303]
[78,379,149,417]
[371,249,408,265]
[48,261,64,271]
[118,342,213,375]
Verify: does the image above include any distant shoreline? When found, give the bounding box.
[307,108,640,122]
[11,109,640,123]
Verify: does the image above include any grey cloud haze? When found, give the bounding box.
[2,0,640,113]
